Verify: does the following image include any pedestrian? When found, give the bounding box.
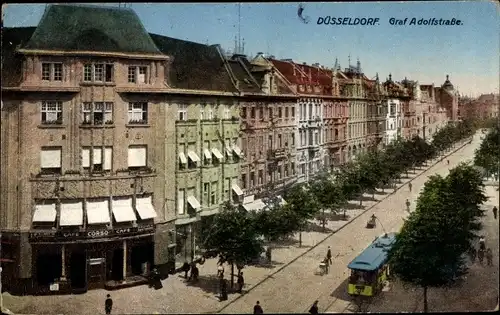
[217,264,224,278]
[253,301,264,314]
[220,279,228,301]
[105,294,113,315]
[405,199,411,212]
[322,257,329,274]
[486,248,493,266]
[182,261,190,279]
[447,159,450,165]
[493,206,498,219]
[408,182,412,192]
[469,247,477,263]
[237,271,245,293]
[478,248,485,265]
[309,300,319,314]
[479,235,486,251]
[190,264,199,282]
[326,246,332,265]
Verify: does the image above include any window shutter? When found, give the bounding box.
[82,148,90,167]
[41,148,61,168]
[104,147,113,170]
[128,146,147,167]
[93,148,102,164]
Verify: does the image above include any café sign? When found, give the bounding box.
[29,224,154,242]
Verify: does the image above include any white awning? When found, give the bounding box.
[203,149,212,160]
[60,201,84,226]
[212,148,224,160]
[232,145,243,157]
[187,195,201,210]
[175,217,198,225]
[136,196,157,220]
[243,195,255,204]
[277,195,287,206]
[112,198,137,223]
[188,151,200,163]
[232,184,244,196]
[33,204,57,223]
[242,199,266,212]
[86,200,111,224]
[179,152,187,164]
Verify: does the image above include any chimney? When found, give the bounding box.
[257,52,263,56]
[313,63,320,68]
[303,62,307,65]
[281,58,293,62]
[269,55,275,59]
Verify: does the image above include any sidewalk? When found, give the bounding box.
[1,139,472,315]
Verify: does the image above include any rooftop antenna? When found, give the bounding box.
[238,3,242,54]
[348,54,351,67]
[242,38,245,55]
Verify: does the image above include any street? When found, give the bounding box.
[2,135,491,314]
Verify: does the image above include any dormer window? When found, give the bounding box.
[128,66,148,84]
[42,63,63,81]
[83,63,114,83]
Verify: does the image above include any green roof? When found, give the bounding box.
[23,4,162,55]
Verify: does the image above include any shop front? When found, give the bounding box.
[28,224,155,294]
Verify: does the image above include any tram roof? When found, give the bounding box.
[348,232,397,271]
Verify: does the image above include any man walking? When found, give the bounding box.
[309,300,319,314]
[105,294,113,314]
[408,182,412,192]
[493,206,498,220]
[405,199,411,212]
[237,272,245,293]
[326,246,332,265]
[253,301,264,314]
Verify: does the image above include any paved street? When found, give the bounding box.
[2,137,478,315]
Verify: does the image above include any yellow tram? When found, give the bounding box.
[347,232,397,297]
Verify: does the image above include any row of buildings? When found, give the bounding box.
[0,4,465,294]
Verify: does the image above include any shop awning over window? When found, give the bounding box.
[179,152,187,164]
[212,148,224,160]
[242,199,266,212]
[232,145,243,157]
[33,203,57,223]
[232,184,244,196]
[187,195,201,210]
[135,196,157,220]
[188,151,200,163]
[60,201,84,226]
[203,149,212,160]
[112,198,137,223]
[86,200,111,224]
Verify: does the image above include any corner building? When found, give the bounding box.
[1,5,171,294]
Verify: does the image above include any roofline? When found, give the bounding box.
[17,49,170,60]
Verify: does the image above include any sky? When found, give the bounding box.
[3,1,499,96]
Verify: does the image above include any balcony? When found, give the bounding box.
[267,148,287,160]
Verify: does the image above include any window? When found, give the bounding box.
[285,107,289,118]
[291,107,295,118]
[41,101,63,124]
[178,104,188,121]
[251,107,255,119]
[241,107,247,119]
[278,134,282,148]
[40,147,62,174]
[269,108,273,119]
[211,182,217,205]
[258,170,263,185]
[128,102,148,124]
[82,102,113,124]
[82,147,112,172]
[259,107,264,120]
[224,105,231,119]
[128,145,147,170]
[291,133,295,146]
[207,105,214,120]
[278,107,282,118]
[203,183,210,206]
[128,66,148,84]
[83,63,113,83]
[268,135,273,150]
[41,62,63,81]
[177,189,185,215]
[250,172,255,187]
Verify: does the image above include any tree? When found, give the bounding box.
[252,201,302,243]
[309,173,346,230]
[283,183,320,246]
[388,164,487,312]
[474,125,500,179]
[202,201,264,286]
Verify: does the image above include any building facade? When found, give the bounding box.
[1,5,170,294]
[227,54,298,210]
[435,75,459,122]
[382,98,402,145]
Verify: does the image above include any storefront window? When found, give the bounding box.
[175,225,191,264]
